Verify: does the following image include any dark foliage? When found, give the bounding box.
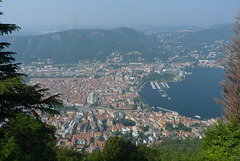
[0,5,62,161]
[56,147,87,161]
[140,125,149,132]
[196,118,240,160]
[113,118,135,126]
[0,11,62,121]
[141,72,175,84]
[0,113,57,161]
[165,122,191,132]
[101,136,140,161]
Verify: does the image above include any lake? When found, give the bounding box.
[138,68,224,119]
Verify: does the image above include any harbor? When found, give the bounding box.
[138,68,223,119]
[150,81,171,100]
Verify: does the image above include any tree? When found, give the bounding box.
[196,11,240,160]
[0,2,63,160]
[196,118,240,160]
[138,145,160,161]
[56,146,87,161]
[86,150,105,161]
[0,6,62,122]
[102,136,139,161]
[0,79,62,120]
[98,135,105,141]
[0,17,21,79]
[215,11,240,122]
[0,113,57,161]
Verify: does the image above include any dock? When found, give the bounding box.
[148,81,171,100]
[150,81,156,89]
[164,82,170,88]
[154,81,161,90]
[157,106,177,114]
[158,82,171,100]
[160,82,166,88]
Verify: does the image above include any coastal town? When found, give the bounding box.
[42,106,218,152]
[21,59,183,110]
[18,57,222,152]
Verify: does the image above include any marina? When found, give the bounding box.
[150,81,171,100]
[150,82,170,90]
[138,68,223,119]
[158,82,171,100]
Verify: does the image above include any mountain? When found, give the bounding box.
[181,24,232,43]
[178,24,232,54]
[3,25,233,64]
[3,27,161,64]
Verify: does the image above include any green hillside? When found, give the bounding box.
[3,28,161,63]
[3,25,232,64]
[181,24,232,43]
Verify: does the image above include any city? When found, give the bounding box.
[19,58,221,152]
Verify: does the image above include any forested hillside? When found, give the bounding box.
[3,28,160,63]
[3,24,231,64]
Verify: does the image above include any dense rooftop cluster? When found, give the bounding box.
[19,60,221,152]
[41,107,217,152]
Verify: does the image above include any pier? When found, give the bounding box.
[164,82,170,88]
[150,81,156,89]
[160,82,166,88]
[154,81,161,90]
[158,82,171,100]
[157,106,177,114]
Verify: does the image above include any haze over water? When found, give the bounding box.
[139,68,224,119]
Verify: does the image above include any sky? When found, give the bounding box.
[1,0,240,31]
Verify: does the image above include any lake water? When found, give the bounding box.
[138,68,224,119]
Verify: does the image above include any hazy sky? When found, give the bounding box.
[1,0,240,30]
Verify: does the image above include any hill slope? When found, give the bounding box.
[4,28,161,63]
[3,25,232,64]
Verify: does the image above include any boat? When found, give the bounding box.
[195,115,201,119]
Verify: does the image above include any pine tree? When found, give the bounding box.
[0,11,21,79]
[0,5,62,122]
[0,2,63,160]
[215,11,240,122]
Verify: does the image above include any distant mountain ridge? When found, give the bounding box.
[3,24,232,64]
[181,24,232,43]
[4,27,160,63]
